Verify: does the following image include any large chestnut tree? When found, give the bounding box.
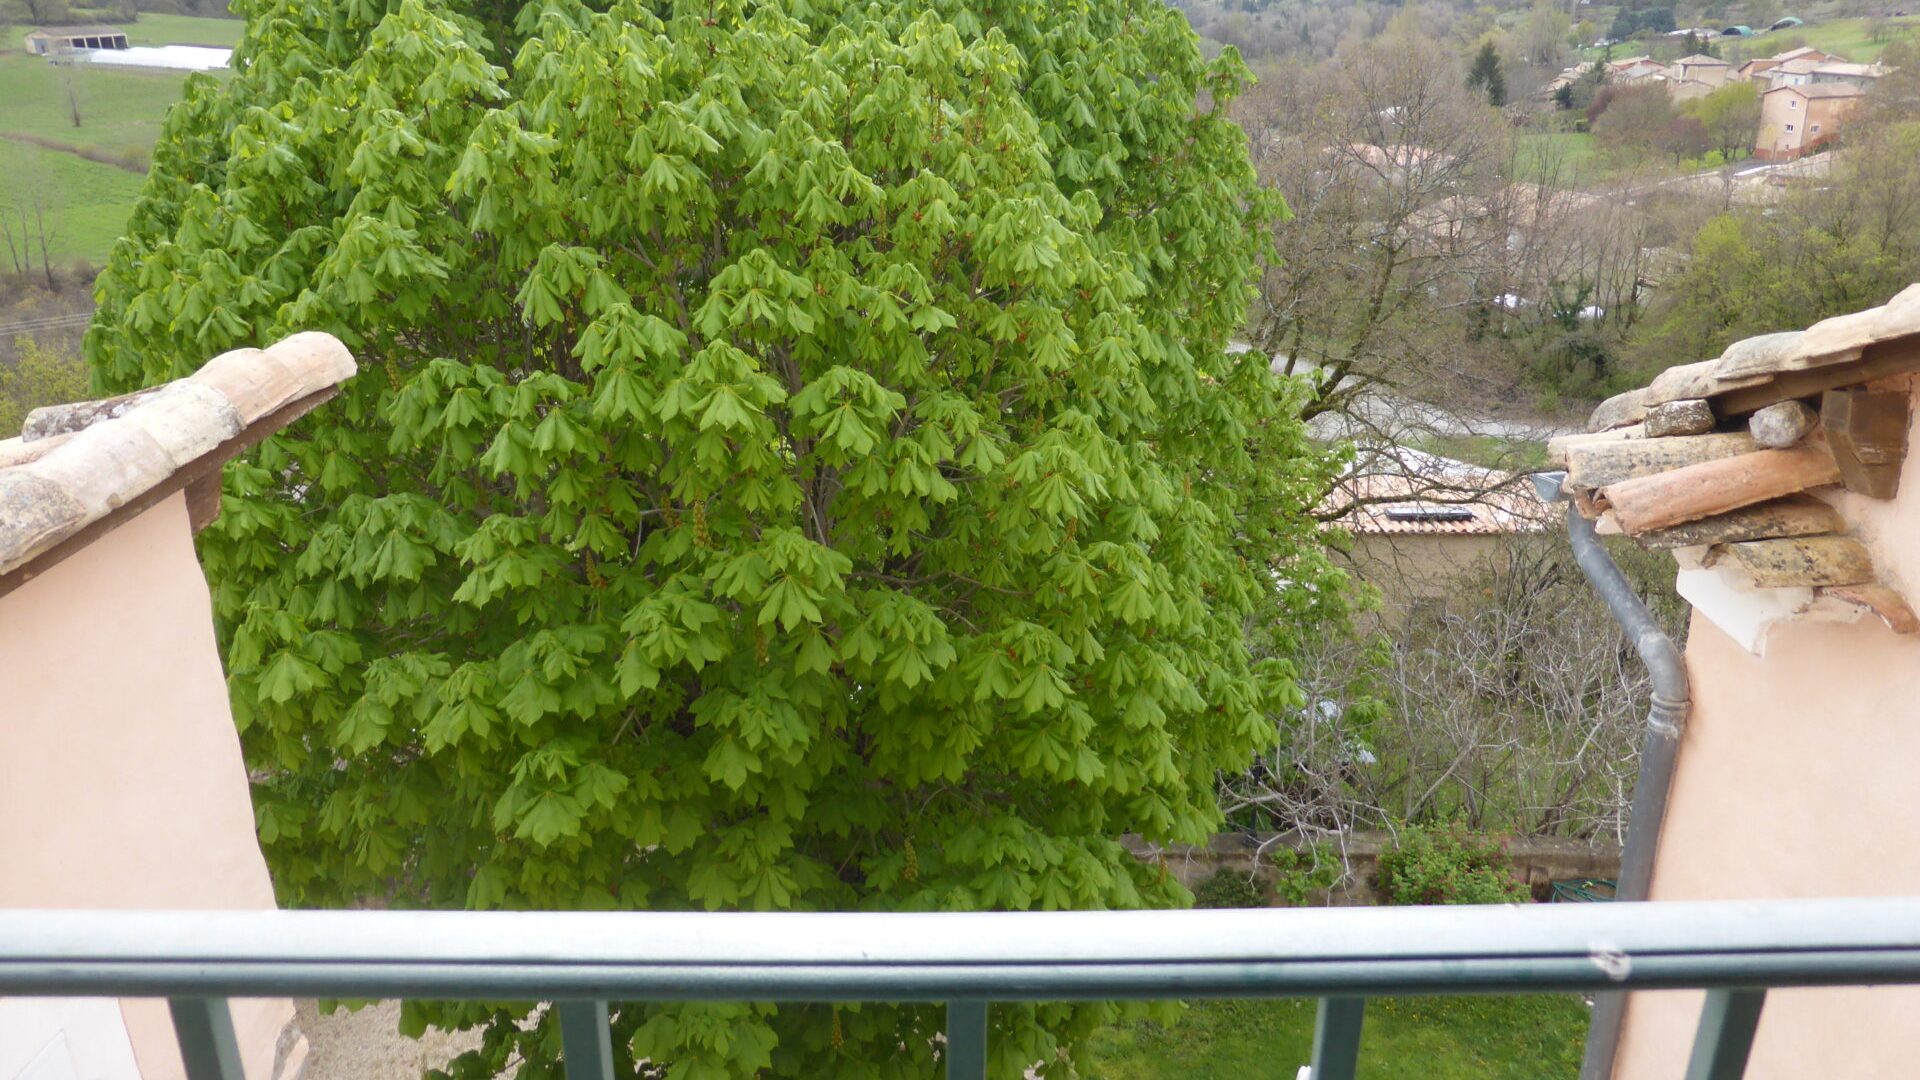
[87,0,1346,1074]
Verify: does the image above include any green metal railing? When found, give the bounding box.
[7,898,1920,1079]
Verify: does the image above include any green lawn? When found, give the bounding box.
[1087,995,1588,1080]
[0,138,146,264]
[1514,132,1596,184]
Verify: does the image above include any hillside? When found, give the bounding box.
[0,13,239,266]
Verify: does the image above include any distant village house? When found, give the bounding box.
[1325,451,1554,619]
[1756,82,1865,160]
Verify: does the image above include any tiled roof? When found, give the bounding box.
[1329,452,1555,536]
[1555,285,1920,641]
[1766,81,1866,98]
[26,25,127,37]
[1812,62,1883,77]
[0,333,355,579]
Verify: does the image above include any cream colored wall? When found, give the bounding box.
[0,493,292,1080]
[1615,390,1920,1079]
[1347,532,1509,619]
[1755,91,1807,155]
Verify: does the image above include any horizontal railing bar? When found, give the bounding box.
[4,899,1920,1001]
[12,952,1920,1000]
[8,899,1920,966]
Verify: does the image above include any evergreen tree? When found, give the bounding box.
[85,0,1348,1074]
[1467,40,1508,106]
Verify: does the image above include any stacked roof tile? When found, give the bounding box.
[1550,285,1920,636]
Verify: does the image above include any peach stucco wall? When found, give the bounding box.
[1615,392,1920,1078]
[0,493,291,1080]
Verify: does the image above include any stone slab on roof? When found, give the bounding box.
[0,332,355,580]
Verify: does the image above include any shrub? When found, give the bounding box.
[1375,824,1528,905]
[1192,869,1271,909]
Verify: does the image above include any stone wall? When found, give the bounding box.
[1124,831,1623,906]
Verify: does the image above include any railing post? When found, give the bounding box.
[1309,996,1365,1080]
[946,1000,988,1080]
[1684,988,1767,1080]
[168,997,244,1080]
[558,1000,617,1080]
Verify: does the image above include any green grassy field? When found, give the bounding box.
[0,14,240,265]
[1787,16,1919,62]
[1575,15,1918,62]
[1514,132,1597,184]
[122,13,246,48]
[1087,995,1588,1080]
[0,138,147,264]
[0,50,196,155]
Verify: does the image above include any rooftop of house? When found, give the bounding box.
[1675,54,1730,66]
[1764,81,1867,98]
[1549,284,1920,647]
[25,25,127,37]
[1329,450,1554,537]
[1771,46,1834,62]
[0,333,355,583]
[1811,61,1885,77]
[1330,142,1457,173]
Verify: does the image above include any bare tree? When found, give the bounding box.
[0,155,64,289]
[1223,534,1685,882]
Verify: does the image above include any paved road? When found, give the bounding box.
[1231,343,1580,443]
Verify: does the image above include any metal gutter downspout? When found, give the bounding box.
[1532,471,1692,1080]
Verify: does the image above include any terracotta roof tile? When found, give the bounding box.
[0,332,355,578]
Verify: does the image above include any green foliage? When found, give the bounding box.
[1607,6,1674,40]
[1684,81,1760,160]
[1375,824,1527,906]
[86,0,1349,1075]
[0,334,89,434]
[1465,40,1506,106]
[1265,843,1338,906]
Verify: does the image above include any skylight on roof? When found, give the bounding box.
[1384,505,1476,522]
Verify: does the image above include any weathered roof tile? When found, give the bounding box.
[0,332,356,579]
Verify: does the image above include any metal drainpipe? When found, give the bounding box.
[1531,471,1692,1080]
